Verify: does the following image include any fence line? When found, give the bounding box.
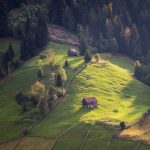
[80,123,95,150]
[50,123,80,150]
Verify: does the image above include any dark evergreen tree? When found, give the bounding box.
[7,44,14,61]
[56,73,63,87]
[84,51,92,63]
[64,60,69,68]
[0,0,8,36]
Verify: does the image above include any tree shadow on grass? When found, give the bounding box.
[120,79,150,120]
[121,79,150,106]
[101,54,134,73]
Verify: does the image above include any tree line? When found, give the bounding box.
[0,0,49,77]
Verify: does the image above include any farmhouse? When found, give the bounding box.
[68,48,78,56]
[82,97,98,109]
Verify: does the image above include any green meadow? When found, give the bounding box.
[31,53,150,138]
[0,42,83,142]
[0,41,150,149]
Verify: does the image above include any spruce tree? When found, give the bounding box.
[56,73,63,87]
[64,60,69,68]
[7,44,14,61]
[84,51,92,63]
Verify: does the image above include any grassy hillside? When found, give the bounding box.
[0,41,150,149]
[31,54,150,138]
[21,53,150,149]
[0,42,83,142]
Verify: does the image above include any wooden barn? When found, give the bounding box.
[68,48,78,56]
[82,97,98,109]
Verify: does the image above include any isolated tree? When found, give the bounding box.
[50,72,56,86]
[64,60,69,68]
[59,66,67,81]
[120,121,126,130]
[37,68,44,79]
[56,73,63,87]
[84,51,92,63]
[15,92,29,112]
[30,81,45,105]
[39,96,49,115]
[37,59,44,69]
[94,54,100,63]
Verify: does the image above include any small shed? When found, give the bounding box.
[68,48,78,56]
[82,97,98,109]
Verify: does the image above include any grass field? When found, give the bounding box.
[23,53,150,149]
[1,40,150,149]
[0,42,83,142]
[31,53,150,137]
[18,124,149,150]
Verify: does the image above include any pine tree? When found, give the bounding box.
[78,24,88,56]
[84,51,92,63]
[64,60,69,68]
[56,73,63,87]
[7,44,14,61]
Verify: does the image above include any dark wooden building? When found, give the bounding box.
[68,48,78,56]
[82,97,98,109]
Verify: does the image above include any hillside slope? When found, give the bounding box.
[119,113,150,145]
[0,42,83,142]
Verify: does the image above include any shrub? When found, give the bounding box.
[39,96,49,116]
[40,54,47,59]
[30,96,38,106]
[37,68,44,79]
[64,60,69,68]
[120,121,126,130]
[84,51,92,63]
[56,88,66,98]
[22,129,29,135]
[113,108,119,113]
[16,92,29,105]
[30,81,45,98]
[94,54,100,62]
